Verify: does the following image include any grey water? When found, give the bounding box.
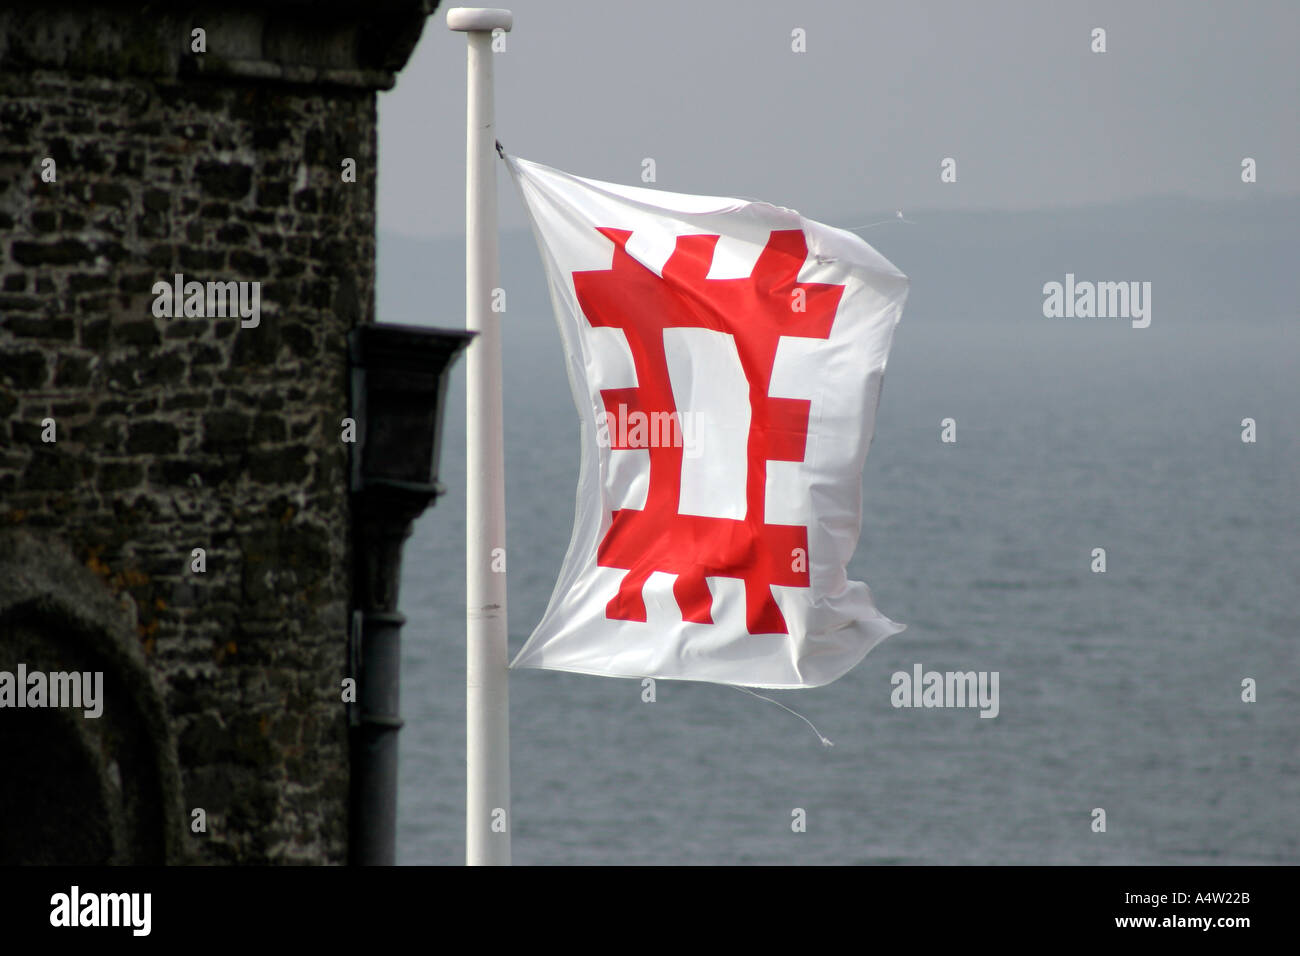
[382,196,1299,864]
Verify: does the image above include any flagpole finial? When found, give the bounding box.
[447,7,513,32]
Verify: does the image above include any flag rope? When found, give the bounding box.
[732,686,835,748]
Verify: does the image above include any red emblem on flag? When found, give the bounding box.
[574,228,844,634]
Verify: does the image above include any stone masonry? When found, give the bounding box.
[0,1,437,863]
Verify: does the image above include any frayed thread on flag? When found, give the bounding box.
[733,686,834,748]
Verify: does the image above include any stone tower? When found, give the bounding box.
[0,0,439,864]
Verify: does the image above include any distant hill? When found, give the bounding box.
[379,194,1300,339]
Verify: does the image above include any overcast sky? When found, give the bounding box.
[377,0,1299,240]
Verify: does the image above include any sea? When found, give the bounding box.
[380,195,1299,864]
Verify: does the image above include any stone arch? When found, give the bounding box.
[0,531,184,864]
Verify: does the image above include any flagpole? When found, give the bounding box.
[448,6,513,867]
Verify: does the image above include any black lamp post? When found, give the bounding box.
[346,322,473,866]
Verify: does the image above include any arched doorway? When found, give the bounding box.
[0,532,183,864]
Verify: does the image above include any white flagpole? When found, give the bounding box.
[447,6,513,867]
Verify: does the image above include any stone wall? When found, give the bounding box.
[0,1,435,864]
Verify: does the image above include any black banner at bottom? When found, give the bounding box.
[0,864,1282,942]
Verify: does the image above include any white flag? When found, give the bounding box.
[507,156,908,689]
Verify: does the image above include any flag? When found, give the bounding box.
[506,156,908,689]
